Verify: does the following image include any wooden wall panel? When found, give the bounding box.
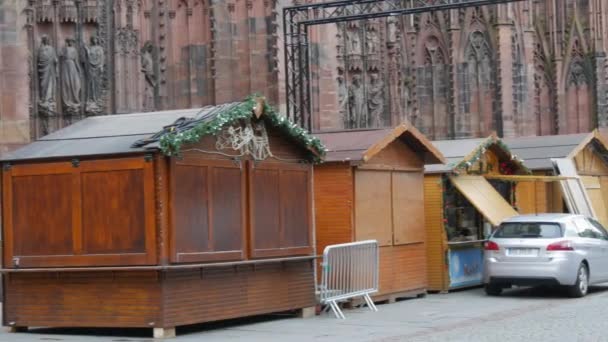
[249,162,313,258]
[392,172,425,245]
[11,173,73,257]
[423,175,448,292]
[172,165,210,254]
[170,158,246,263]
[581,176,608,227]
[4,271,162,328]
[313,164,353,255]
[81,169,146,254]
[354,170,392,246]
[376,244,427,297]
[516,181,537,214]
[3,157,156,268]
[281,169,310,248]
[249,167,282,252]
[163,261,316,327]
[575,146,608,176]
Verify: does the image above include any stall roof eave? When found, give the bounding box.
[1,135,157,162]
[316,123,445,165]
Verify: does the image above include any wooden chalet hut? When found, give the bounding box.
[424,135,529,292]
[505,130,608,226]
[0,98,324,338]
[313,124,445,301]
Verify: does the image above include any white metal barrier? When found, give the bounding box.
[317,240,379,319]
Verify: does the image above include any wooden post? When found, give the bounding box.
[153,327,176,339]
[298,306,316,318]
[8,326,28,333]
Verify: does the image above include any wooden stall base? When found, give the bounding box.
[3,261,316,334]
[348,288,427,307]
[153,327,176,339]
[298,306,316,318]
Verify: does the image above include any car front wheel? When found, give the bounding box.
[485,284,503,296]
[567,263,589,298]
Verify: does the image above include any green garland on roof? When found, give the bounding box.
[158,96,326,162]
[451,137,531,175]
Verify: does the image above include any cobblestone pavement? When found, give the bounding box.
[2,285,608,341]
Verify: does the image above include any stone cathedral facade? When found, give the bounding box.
[0,0,607,153]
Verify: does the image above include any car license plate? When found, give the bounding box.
[507,248,539,257]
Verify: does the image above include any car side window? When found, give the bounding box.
[574,218,601,239]
[587,218,608,241]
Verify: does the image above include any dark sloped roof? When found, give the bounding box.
[315,128,392,162]
[315,124,445,164]
[425,135,529,174]
[3,108,200,161]
[2,98,325,162]
[503,133,590,170]
[424,138,487,173]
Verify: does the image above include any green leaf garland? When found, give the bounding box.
[159,96,327,163]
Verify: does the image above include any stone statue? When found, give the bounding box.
[387,16,398,45]
[141,41,156,111]
[61,37,82,115]
[37,35,58,113]
[337,75,349,127]
[83,35,105,114]
[347,29,362,55]
[348,74,366,128]
[368,73,384,127]
[366,29,379,54]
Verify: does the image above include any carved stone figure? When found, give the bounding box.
[61,37,82,115]
[347,29,362,55]
[37,35,58,113]
[337,75,349,127]
[348,74,366,128]
[387,16,398,45]
[366,28,379,54]
[141,41,156,111]
[368,73,384,127]
[83,35,105,114]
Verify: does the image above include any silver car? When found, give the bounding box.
[484,213,608,297]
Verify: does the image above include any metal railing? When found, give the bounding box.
[317,240,379,319]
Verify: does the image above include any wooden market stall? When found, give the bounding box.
[424,134,529,292]
[0,98,324,338]
[505,130,608,226]
[314,124,445,302]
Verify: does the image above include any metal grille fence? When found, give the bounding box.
[318,240,379,319]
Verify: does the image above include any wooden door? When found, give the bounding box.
[392,172,425,245]
[170,158,246,263]
[248,161,313,258]
[3,156,156,268]
[354,170,392,246]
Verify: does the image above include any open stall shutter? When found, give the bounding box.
[552,158,596,218]
[448,175,518,226]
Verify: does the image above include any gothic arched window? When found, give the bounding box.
[458,31,496,138]
[416,36,449,139]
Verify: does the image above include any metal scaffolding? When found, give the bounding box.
[283,0,527,131]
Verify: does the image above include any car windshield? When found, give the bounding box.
[493,222,563,238]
